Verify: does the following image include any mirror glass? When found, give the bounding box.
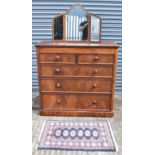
[54,15,63,40]
[66,15,88,41]
[90,15,100,42]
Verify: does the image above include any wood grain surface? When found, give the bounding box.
[36,42,118,117]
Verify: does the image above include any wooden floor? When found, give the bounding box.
[32,95,122,155]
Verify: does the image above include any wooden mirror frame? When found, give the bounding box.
[52,5,101,43]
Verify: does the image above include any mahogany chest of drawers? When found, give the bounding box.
[36,41,118,117]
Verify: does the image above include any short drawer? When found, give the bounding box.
[78,54,114,64]
[41,79,112,92]
[40,53,76,63]
[41,94,111,110]
[40,65,113,77]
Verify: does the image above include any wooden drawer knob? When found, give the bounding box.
[57,99,61,104]
[56,83,61,88]
[94,56,99,61]
[55,55,60,60]
[93,69,98,74]
[92,99,97,104]
[92,83,97,88]
[55,68,61,73]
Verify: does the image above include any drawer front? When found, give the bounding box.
[40,65,113,77]
[78,54,114,64]
[40,54,76,63]
[41,79,112,92]
[41,94,111,110]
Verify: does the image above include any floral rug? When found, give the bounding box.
[37,120,118,151]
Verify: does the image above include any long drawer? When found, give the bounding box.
[41,79,112,92]
[40,64,113,77]
[41,94,111,110]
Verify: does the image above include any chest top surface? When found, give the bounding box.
[36,41,119,48]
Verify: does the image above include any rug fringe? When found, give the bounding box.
[36,120,47,150]
[107,121,119,152]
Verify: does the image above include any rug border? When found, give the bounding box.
[36,120,118,152]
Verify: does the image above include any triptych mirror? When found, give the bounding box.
[52,5,101,42]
